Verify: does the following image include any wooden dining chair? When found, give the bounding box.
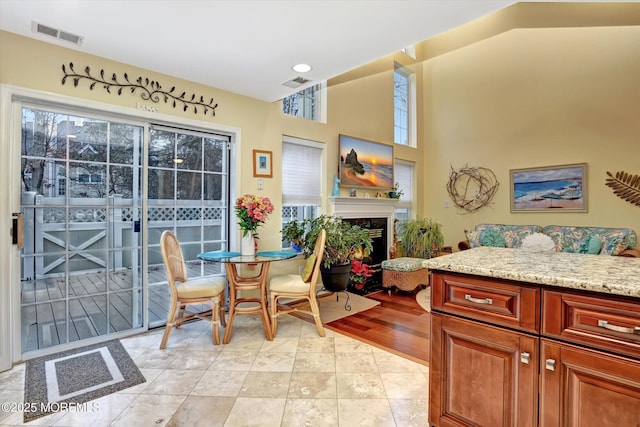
[268,229,326,337]
[159,230,226,349]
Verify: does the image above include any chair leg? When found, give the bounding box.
[308,296,325,337]
[219,303,227,328]
[160,302,178,349]
[210,299,220,345]
[176,304,186,328]
[270,292,279,338]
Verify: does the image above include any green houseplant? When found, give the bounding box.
[303,215,373,291]
[280,219,306,253]
[398,218,444,259]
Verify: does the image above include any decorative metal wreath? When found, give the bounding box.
[61,62,218,116]
[447,165,499,213]
[605,171,640,207]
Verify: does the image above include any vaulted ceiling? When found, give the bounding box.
[0,0,521,102]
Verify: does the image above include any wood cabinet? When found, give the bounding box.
[430,313,538,427]
[540,339,640,427]
[429,271,640,427]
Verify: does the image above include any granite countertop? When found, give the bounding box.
[422,247,640,298]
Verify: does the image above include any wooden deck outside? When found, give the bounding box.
[21,262,224,353]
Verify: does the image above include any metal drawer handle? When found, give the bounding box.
[465,294,493,305]
[545,359,556,371]
[520,352,530,364]
[597,319,640,335]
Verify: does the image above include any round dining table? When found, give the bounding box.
[197,250,297,344]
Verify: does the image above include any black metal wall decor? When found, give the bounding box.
[61,62,218,116]
[447,165,499,213]
[605,170,640,207]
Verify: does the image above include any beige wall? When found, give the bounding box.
[2,4,639,254]
[422,26,640,248]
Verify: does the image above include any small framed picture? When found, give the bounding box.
[253,150,272,177]
[349,189,357,197]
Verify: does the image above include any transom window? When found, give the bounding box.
[282,83,326,122]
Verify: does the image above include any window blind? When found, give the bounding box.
[395,161,413,209]
[282,141,322,206]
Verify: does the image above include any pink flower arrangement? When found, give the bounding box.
[235,194,274,236]
[350,259,375,290]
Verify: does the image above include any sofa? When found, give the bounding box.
[458,223,639,257]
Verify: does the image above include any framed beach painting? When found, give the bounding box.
[338,134,394,190]
[510,163,587,212]
[252,150,272,177]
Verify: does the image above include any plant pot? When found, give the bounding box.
[320,262,351,292]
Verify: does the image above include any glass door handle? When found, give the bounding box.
[12,212,24,248]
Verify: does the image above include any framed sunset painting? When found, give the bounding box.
[338,134,393,190]
[510,163,587,212]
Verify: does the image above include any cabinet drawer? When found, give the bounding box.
[542,290,640,359]
[431,272,540,333]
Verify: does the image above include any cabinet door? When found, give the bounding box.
[430,313,538,427]
[541,339,640,427]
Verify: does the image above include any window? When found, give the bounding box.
[394,63,416,146]
[394,161,414,224]
[282,82,326,122]
[77,173,102,184]
[281,136,324,248]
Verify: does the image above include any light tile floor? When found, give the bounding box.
[0,314,429,426]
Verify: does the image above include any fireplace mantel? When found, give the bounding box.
[328,196,398,259]
[328,196,398,217]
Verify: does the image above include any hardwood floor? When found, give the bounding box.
[324,288,430,365]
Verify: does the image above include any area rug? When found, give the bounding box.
[290,291,381,324]
[416,288,431,312]
[23,339,145,422]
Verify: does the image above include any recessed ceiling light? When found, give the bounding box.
[292,63,312,73]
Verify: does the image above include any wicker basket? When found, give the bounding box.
[382,268,428,292]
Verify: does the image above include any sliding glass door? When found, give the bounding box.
[17,102,232,355]
[146,126,230,328]
[20,107,144,352]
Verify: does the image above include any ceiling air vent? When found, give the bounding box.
[281,76,311,89]
[32,22,84,46]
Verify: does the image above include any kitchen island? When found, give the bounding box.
[423,247,640,427]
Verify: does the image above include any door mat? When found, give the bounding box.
[23,339,145,422]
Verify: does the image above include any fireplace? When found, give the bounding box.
[343,217,387,267]
[343,217,386,292]
[329,197,398,293]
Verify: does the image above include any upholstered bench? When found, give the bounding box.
[381,257,428,292]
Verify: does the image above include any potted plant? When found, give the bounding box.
[388,182,404,199]
[349,259,375,292]
[398,217,444,259]
[281,219,306,253]
[303,215,373,292]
